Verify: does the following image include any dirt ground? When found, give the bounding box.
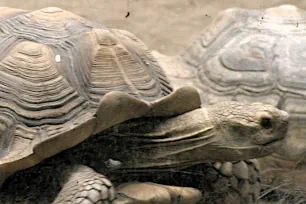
[0,0,304,55]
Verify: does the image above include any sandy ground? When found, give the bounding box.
[0,0,304,55]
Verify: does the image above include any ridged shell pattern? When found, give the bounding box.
[0,7,172,164]
[182,5,306,118]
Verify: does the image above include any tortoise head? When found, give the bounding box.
[206,101,289,161]
[109,101,289,171]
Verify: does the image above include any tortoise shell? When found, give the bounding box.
[177,5,306,158]
[153,4,306,162]
[183,4,306,118]
[0,7,200,181]
[151,4,306,192]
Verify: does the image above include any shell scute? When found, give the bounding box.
[0,7,178,181]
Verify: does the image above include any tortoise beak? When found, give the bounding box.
[264,111,289,149]
[276,110,289,140]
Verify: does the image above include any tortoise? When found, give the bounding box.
[153,3,306,198]
[0,7,289,204]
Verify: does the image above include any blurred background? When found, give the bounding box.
[0,0,303,55]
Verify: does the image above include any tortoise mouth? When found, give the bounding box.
[262,137,284,147]
[253,138,285,158]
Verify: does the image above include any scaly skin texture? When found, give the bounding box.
[0,102,288,203]
[53,165,116,204]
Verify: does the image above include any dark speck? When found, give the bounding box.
[297,22,299,27]
[125,12,130,18]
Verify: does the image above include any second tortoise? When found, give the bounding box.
[153,4,306,197]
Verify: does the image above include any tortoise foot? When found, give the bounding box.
[174,160,260,204]
[206,160,261,204]
[53,165,116,204]
[114,182,202,204]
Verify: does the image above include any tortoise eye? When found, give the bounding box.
[260,117,273,129]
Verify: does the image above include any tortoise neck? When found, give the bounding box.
[109,108,219,171]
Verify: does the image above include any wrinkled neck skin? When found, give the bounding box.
[107,108,261,173]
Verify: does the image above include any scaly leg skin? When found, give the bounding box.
[208,160,261,204]
[53,165,116,204]
[54,165,202,204]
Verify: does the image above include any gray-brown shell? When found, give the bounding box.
[0,7,201,181]
[153,4,306,192]
[182,4,306,118]
[155,4,306,154]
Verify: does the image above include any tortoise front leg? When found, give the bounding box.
[53,165,202,204]
[53,165,116,204]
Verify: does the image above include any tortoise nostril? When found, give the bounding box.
[260,117,273,129]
